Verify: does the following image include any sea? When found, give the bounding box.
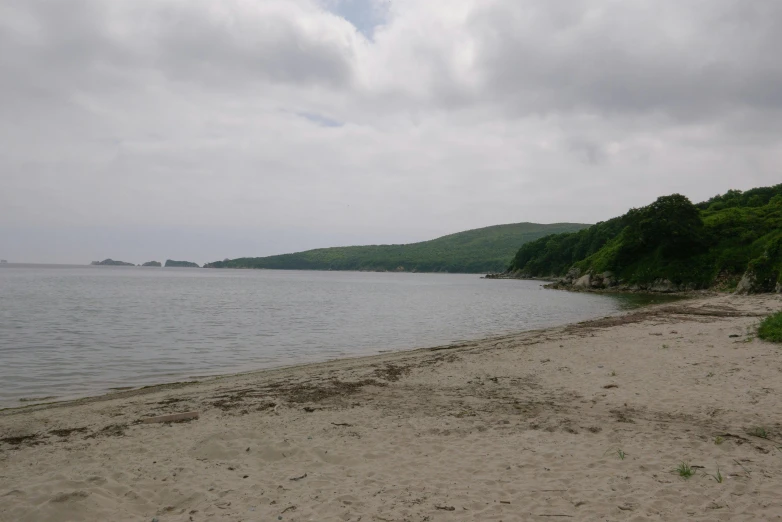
[0,264,674,407]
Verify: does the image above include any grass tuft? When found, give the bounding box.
[714,436,724,445]
[748,426,770,439]
[758,311,782,343]
[676,462,695,479]
[704,466,724,483]
[603,448,627,460]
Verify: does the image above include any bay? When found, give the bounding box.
[0,265,671,407]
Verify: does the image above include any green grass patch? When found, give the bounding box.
[675,462,695,479]
[758,312,782,342]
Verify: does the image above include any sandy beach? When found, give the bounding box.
[2,293,782,521]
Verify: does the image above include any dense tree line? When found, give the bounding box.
[509,185,782,290]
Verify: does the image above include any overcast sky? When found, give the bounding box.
[1,0,780,264]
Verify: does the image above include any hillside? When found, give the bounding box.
[507,185,782,293]
[204,223,591,274]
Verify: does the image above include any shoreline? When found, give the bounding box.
[1,292,691,413]
[3,293,782,521]
[0,322,622,414]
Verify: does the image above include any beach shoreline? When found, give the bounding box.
[1,290,691,413]
[2,293,782,521]
[0,286,688,413]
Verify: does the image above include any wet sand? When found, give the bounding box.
[2,293,782,521]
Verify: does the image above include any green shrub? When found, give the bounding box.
[758,312,782,343]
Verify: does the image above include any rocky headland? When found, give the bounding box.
[497,186,782,296]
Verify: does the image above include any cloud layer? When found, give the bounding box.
[1,0,780,263]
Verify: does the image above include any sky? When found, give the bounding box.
[1,0,780,265]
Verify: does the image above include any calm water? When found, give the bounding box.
[0,265,670,407]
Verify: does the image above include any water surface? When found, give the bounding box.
[0,265,668,407]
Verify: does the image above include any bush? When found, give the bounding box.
[758,312,782,343]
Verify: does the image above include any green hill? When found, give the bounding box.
[204,223,591,273]
[508,185,782,293]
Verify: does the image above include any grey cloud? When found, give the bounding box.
[568,138,606,166]
[462,1,782,122]
[152,3,357,88]
[0,0,358,98]
[0,0,780,264]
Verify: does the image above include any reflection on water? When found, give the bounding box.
[1,265,666,406]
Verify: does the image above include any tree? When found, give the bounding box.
[619,194,705,262]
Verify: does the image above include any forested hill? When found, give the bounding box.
[507,185,782,293]
[205,223,590,274]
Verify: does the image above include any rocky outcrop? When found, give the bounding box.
[545,269,692,293]
[735,266,781,295]
[550,270,621,290]
[487,267,698,293]
[735,270,757,295]
[489,261,780,295]
[573,274,591,289]
[560,267,582,286]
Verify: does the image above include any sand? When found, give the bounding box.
[2,293,782,521]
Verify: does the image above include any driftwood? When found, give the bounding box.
[139,411,200,424]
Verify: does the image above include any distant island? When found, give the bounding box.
[204,223,590,273]
[91,259,134,266]
[142,261,162,267]
[502,184,782,294]
[165,260,200,268]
